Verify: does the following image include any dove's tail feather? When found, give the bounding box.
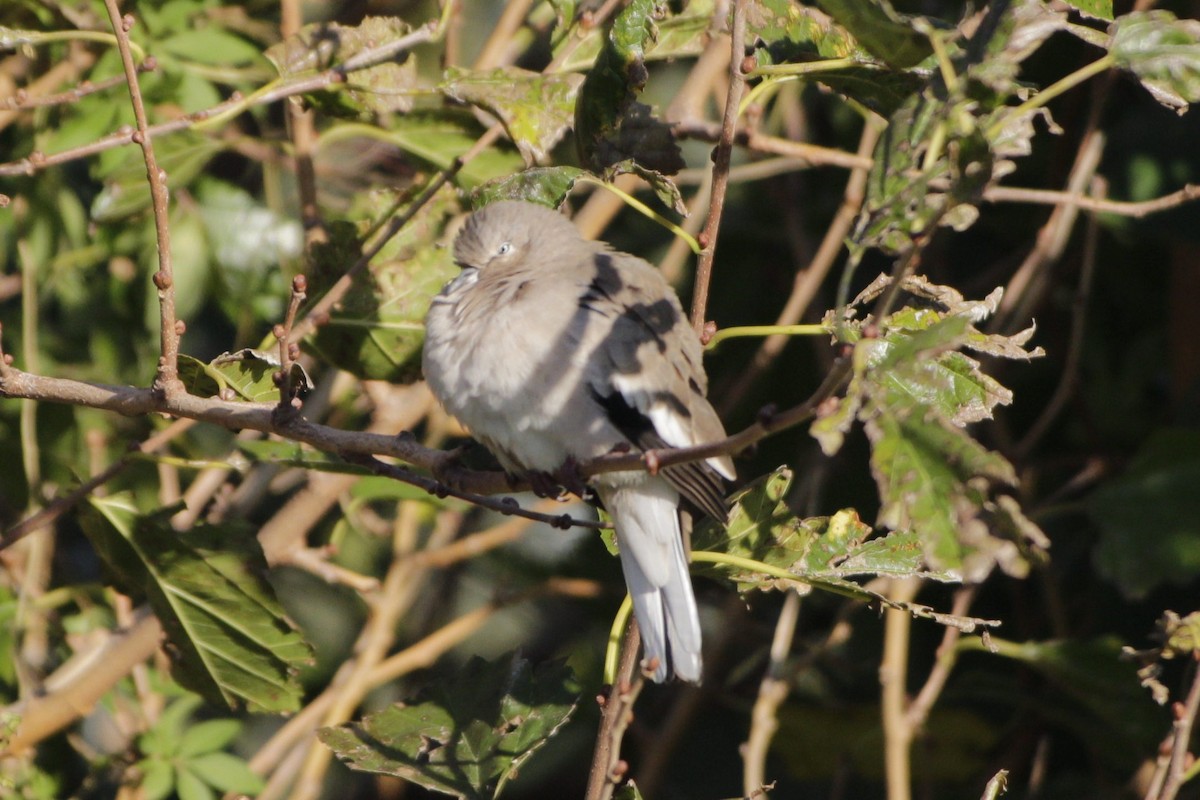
[600,480,702,683]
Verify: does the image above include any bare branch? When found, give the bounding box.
[586,621,646,800]
[690,0,749,335]
[101,0,181,393]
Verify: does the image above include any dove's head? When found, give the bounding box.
[453,200,583,272]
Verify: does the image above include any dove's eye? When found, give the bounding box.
[496,242,514,257]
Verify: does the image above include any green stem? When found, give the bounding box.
[705,323,828,350]
[690,551,818,589]
[987,55,1114,139]
[17,29,147,61]
[749,56,861,78]
[578,176,701,254]
[603,594,634,685]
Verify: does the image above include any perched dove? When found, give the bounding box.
[422,200,734,682]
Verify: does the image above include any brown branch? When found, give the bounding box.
[0,325,850,536]
[586,620,645,800]
[1014,177,1103,459]
[102,0,181,393]
[349,454,605,530]
[881,578,922,800]
[673,120,874,171]
[291,123,502,343]
[1,418,196,550]
[2,609,164,755]
[274,274,308,410]
[984,182,1200,218]
[902,586,975,731]
[742,590,801,795]
[0,67,150,111]
[1151,654,1200,800]
[690,0,749,335]
[719,121,881,415]
[280,0,325,245]
[0,22,439,178]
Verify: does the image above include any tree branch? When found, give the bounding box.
[102,0,181,393]
[689,0,748,335]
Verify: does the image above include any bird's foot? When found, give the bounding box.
[431,447,473,494]
[554,456,592,500]
[526,470,568,500]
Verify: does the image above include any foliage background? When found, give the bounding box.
[1,0,1200,799]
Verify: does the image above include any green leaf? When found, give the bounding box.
[864,398,1013,577]
[471,166,587,209]
[1089,429,1200,599]
[613,782,647,800]
[574,0,684,176]
[159,28,262,66]
[325,113,526,189]
[177,719,241,757]
[306,187,460,382]
[236,439,370,475]
[90,133,225,222]
[1111,11,1200,113]
[137,758,175,800]
[746,0,922,115]
[265,17,419,117]
[855,91,992,254]
[819,280,1049,579]
[177,350,283,403]
[82,494,312,712]
[441,67,583,164]
[175,768,215,800]
[1063,0,1112,20]
[319,655,579,799]
[184,752,264,794]
[694,468,961,594]
[140,695,205,756]
[813,0,933,69]
[552,0,714,72]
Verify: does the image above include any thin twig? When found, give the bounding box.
[1014,176,1103,458]
[984,183,1200,218]
[0,324,852,520]
[994,71,1108,331]
[902,586,976,730]
[742,590,802,796]
[472,0,535,69]
[1152,654,1200,800]
[1,66,152,111]
[690,0,748,335]
[719,121,881,415]
[0,419,196,550]
[0,22,440,178]
[280,0,325,245]
[881,578,921,800]
[290,124,502,343]
[586,620,646,800]
[101,0,181,394]
[349,453,606,531]
[274,274,308,410]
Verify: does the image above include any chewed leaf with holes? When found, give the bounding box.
[441,67,583,164]
[692,468,960,595]
[81,495,311,712]
[319,655,579,799]
[265,17,419,117]
[813,277,1047,578]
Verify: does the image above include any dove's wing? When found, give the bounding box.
[576,249,735,521]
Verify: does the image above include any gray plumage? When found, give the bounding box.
[422,200,734,682]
